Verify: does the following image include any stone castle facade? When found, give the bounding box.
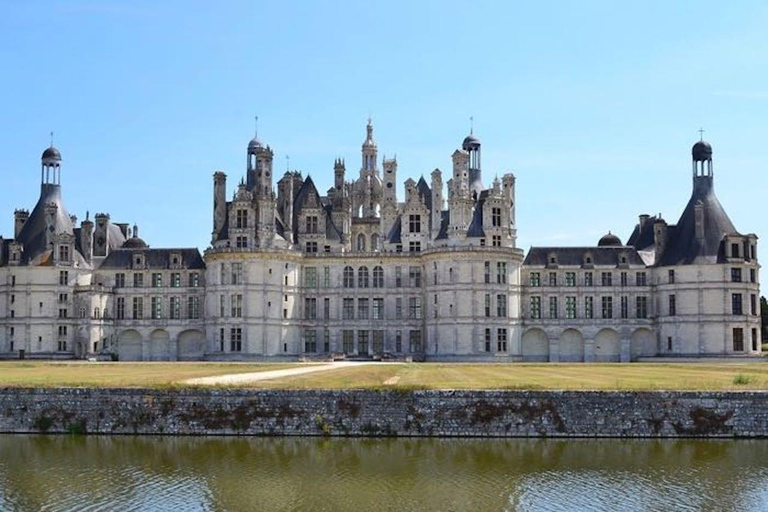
[0,122,761,361]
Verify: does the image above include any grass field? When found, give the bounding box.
[248,362,768,391]
[0,362,306,388]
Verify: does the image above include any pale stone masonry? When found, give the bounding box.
[0,123,760,360]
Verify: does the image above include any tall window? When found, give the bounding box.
[584,296,594,319]
[170,296,181,319]
[484,262,491,283]
[409,214,421,233]
[409,267,421,287]
[636,272,647,286]
[497,294,507,317]
[358,266,370,288]
[485,294,491,317]
[115,273,125,288]
[59,270,69,286]
[343,330,354,353]
[565,272,576,287]
[304,267,317,288]
[373,266,384,288]
[372,330,384,353]
[152,273,162,288]
[323,298,330,319]
[395,297,403,319]
[732,293,743,315]
[497,328,508,352]
[343,266,355,288]
[484,328,492,352]
[584,272,593,286]
[230,294,242,317]
[189,272,200,287]
[236,209,248,228]
[395,267,403,287]
[548,272,557,286]
[497,262,507,284]
[636,296,648,318]
[601,272,612,286]
[187,296,200,319]
[358,298,370,319]
[230,328,242,352]
[343,298,354,320]
[601,296,613,319]
[491,207,501,227]
[58,244,70,262]
[408,297,422,319]
[323,267,331,287]
[620,272,627,287]
[132,297,143,320]
[171,273,181,288]
[373,298,384,319]
[530,272,541,287]
[669,295,676,316]
[151,297,162,319]
[358,331,369,354]
[565,296,576,319]
[409,241,421,253]
[409,330,422,353]
[304,330,317,353]
[492,235,501,247]
[530,296,541,319]
[116,297,125,320]
[357,233,366,252]
[668,269,675,284]
[620,296,628,319]
[306,241,318,253]
[549,297,558,319]
[231,263,243,284]
[731,268,742,282]
[751,294,757,316]
[733,328,744,351]
[306,215,318,234]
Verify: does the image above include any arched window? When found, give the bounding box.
[371,233,380,251]
[373,266,384,288]
[358,266,370,288]
[357,233,366,252]
[343,266,355,288]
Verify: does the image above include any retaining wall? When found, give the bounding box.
[1,388,766,437]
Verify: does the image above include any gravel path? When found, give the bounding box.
[184,361,382,386]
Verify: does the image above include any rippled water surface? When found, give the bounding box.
[1,436,767,512]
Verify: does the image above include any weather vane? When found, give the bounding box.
[470,116,474,134]
[698,127,705,141]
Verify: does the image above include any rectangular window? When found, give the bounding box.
[231,262,243,284]
[304,267,317,288]
[731,243,740,258]
[306,215,318,234]
[530,296,541,319]
[343,330,354,353]
[408,297,422,319]
[58,244,70,262]
[151,297,162,319]
[733,328,744,351]
[358,330,369,354]
[373,266,384,288]
[236,235,247,248]
[395,267,403,288]
[373,298,384,320]
[220,295,226,317]
[497,262,507,284]
[497,328,508,352]
[358,298,369,320]
[306,241,318,253]
[219,328,225,352]
[372,330,384,353]
[304,297,316,319]
[601,272,612,286]
[230,328,242,352]
[343,298,354,320]
[585,296,594,319]
[409,330,422,353]
[565,296,576,319]
[116,297,125,320]
[303,330,317,353]
[497,294,507,317]
[343,267,354,288]
[731,268,742,283]
[409,241,421,253]
[492,235,501,247]
[485,294,491,317]
[669,295,676,316]
[395,297,403,319]
[751,294,757,316]
[187,296,200,319]
[565,272,576,287]
[484,328,492,352]
[636,272,647,286]
[548,272,557,286]
[620,272,628,287]
[59,270,69,286]
[170,296,181,319]
[636,296,648,318]
[530,272,541,287]
[115,273,125,288]
[236,209,248,229]
[324,298,330,320]
[132,297,143,320]
[324,329,330,353]
[171,272,181,288]
[58,308,68,318]
[409,214,421,233]
[58,293,67,303]
[668,269,675,284]
[58,325,67,337]
[409,266,421,288]
[601,296,613,319]
[396,330,403,352]
[732,293,743,315]
[323,267,331,287]
[58,340,67,352]
[484,261,491,284]
[152,273,162,288]
[620,296,628,319]
[549,296,558,319]
[750,268,756,283]
[189,272,200,287]
[584,272,593,287]
[491,207,502,227]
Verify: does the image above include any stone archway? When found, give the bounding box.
[521,328,549,362]
[559,328,585,362]
[118,329,142,361]
[631,328,656,361]
[149,329,170,361]
[595,328,620,362]
[177,329,205,361]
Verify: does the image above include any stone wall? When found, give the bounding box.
[1,388,767,437]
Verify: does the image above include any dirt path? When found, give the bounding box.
[183,361,383,386]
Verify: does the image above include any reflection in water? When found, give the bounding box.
[1,435,767,512]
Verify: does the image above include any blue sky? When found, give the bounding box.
[1,1,767,252]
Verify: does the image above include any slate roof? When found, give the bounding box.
[435,210,449,240]
[387,215,402,244]
[626,215,659,251]
[467,191,489,237]
[416,177,432,211]
[293,176,342,243]
[14,184,81,265]
[99,248,206,270]
[523,246,645,266]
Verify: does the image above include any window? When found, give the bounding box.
[304,267,317,288]
[58,293,67,303]
[497,294,507,317]
[405,296,421,320]
[152,273,162,288]
[219,328,225,352]
[343,330,354,354]
[636,272,647,286]
[58,308,68,319]
[752,328,759,352]
[565,272,575,287]
[497,328,508,352]
[189,272,200,287]
[58,244,70,262]
[750,268,756,283]
[409,330,422,353]
[358,330,369,354]
[530,272,541,287]
[548,272,557,286]
[409,214,421,233]
[323,267,331,287]
[484,261,491,283]
[565,296,576,319]
[358,298,369,319]
[485,294,491,317]
[601,272,612,286]
[132,297,143,320]
[343,298,354,320]
[357,234,366,252]
[358,266,370,288]
[116,297,125,320]
[306,241,318,253]
[373,298,384,320]
[169,297,181,319]
[620,272,627,287]
[58,325,67,337]
[395,297,403,319]
[484,328,492,352]
[636,296,648,318]
[151,297,162,319]
[668,269,675,284]
[731,268,742,283]
[549,297,558,319]
[530,297,541,319]
[497,262,507,284]
[236,209,248,228]
[230,328,242,352]
[115,273,125,288]
[236,236,247,248]
[58,340,67,352]
[371,234,380,252]
[306,215,318,234]
[492,235,501,247]
[59,270,68,286]
[491,207,501,227]
[219,295,226,317]
[395,267,403,287]
[409,267,422,287]
[601,296,613,319]
[619,296,628,319]
[343,266,354,288]
[669,295,676,316]
[231,294,243,317]
[584,272,593,286]
[751,294,757,316]
[304,330,317,352]
[731,243,739,258]
[585,296,594,319]
[324,329,330,353]
[409,241,421,253]
[323,298,330,320]
[187,296,200,319]
[171,273,181,288]
[733,328,744,351]
[373,266,384,288]
[372,330,384,353]
[732,293,743,315]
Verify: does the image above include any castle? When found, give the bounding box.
[0,122,761,361]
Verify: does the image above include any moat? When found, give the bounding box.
[1,436,767,511]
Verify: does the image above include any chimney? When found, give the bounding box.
[638,214,650,231]
[653,217,667,262]
[14,209,29,238]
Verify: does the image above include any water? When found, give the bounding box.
[1,436,767,512]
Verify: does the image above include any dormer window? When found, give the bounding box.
[169,253,182,269]
[236,209,248,229]
[731,243,740,258]
[133,254,145,269]
[58,244,70,262]
[409,214,421,233]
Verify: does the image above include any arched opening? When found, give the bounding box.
[150,329,170,361]
[371,233,380,251]
[559,328,585,362]
[358,266,369,288]
[521,328,549,362]
[343,266,355,288]
[630,328,655,361]
[595,328,620,362]
[118,329,142,361]
[177,329,205,361]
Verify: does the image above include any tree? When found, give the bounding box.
[761,296,768,342]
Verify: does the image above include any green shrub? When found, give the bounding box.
[733,374,754,385]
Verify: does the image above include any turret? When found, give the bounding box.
[653,217,668,263]
[462,132,482,198]
[41,145,62,186]
[14,209,29,238]
[361,118,377,173]
[430,168,443,235]
[93,213,110,257]
[212,171,227,244]
[334,158,346,193]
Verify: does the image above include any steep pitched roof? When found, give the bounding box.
[293,175,342,242]
[416,177,432,211]
[523,246,645,266]
[387,215,402,244]
[98,248,206,270]
[15,184,77,264]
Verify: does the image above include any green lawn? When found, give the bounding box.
[248,362,768,391]
[0,362,307,388]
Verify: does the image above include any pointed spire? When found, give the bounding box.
[470,116,474,135]
[698,127,705,141]
[254,115,259,139]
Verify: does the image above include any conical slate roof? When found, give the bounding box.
[15,184,76,264]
